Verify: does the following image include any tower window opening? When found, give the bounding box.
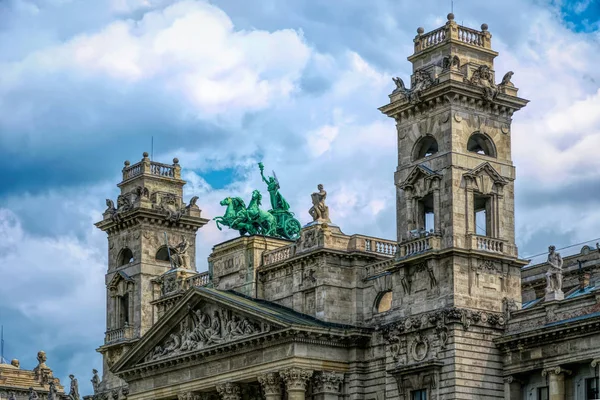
[117,248,134,266]
[474,195,491,236]
[417,193,435,233]
[467,132,496,157]
[156,246,177,262]
[413,135,439,160]
[119,293,129,327]
[375,291,393,313]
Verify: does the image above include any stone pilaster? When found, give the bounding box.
[542,367,571,400]
[503,376,521,400]
[258,372,283,400]
[313,371,344,400]
[280,368,313,400]
[216,382,241,400]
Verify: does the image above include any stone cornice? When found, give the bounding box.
[96,211,209,234]
[494,312,600,350]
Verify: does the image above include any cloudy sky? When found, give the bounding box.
[0,0,599,394]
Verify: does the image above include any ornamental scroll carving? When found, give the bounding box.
[146,305,271,361]
[466,65,498,102]
[391,69,436,104]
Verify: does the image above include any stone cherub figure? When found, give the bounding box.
[69,374,80,400]
[91,369,101,394]
[546,245,564,295]
[258,162,290,211]
[172,236,190,269]
[309,184,330,222]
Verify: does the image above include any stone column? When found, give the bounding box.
[542,367,571,400]
[280,367,313,400]
[258,372,283,400]
[503,376,521,400]
[433,187,441,234]
[215,382,241,400]
[313,371,344,400]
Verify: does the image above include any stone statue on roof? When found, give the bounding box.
[545,245,564,300]
[309,184,330,222]
[91,369,101,394]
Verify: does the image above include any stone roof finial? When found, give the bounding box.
[481,23,489,31]
[417,27,424,35]
[143,152,149,159]
[447,13,455,21]
[11,359,19,368]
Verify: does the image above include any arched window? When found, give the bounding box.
[375,291,393,313]
[155,246,176,262]
[117,248,134,266]
[412,135,438,160]
[467,132,496,157]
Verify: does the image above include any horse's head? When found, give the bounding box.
[219,197,231,206]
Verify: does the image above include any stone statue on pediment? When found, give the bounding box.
[545,245,564,300]
[69,374,80,400]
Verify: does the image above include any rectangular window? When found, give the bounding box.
[586,377,599,399]
[418,193,434,233]
[411,389,427,400]
[537,386,549,400]
[474,195,491,236]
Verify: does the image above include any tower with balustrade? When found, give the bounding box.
[94,152,209,394]
[377,13,529,399]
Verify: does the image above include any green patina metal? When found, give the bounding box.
[213,163,302,240]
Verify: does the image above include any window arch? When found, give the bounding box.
[374,290,393,313]
[467,132,496,157]
[412,135,438,160]
[117,248,134,266]
[155,246,176,262]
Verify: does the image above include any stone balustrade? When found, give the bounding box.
[472,235,505,254]
[187,271,210,287]
[414,15,491,54]
[416,26,446,52]
[398,234,441,258]
[263,245,294,266]
[457,25,485,47]
[122,154,181,181]
[363,237,397,256]
[104,325,134,344]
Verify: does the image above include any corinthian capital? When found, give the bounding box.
[215,382,241,400]
[313,371,344,394]
[257,372,282,395]
[279,368,313,391]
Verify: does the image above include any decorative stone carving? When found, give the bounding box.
[10,359,19,368]
[309,184,330,222]
[388,334,405,364]
[116,195,133,214]
[257,372,282,395]
[48,381,59,400]
[28,387,39,400]
[146,305,270,361]
[105,199,117,217]
[503,297,518,320]
[134,186,150,199]
[442,55,460,71]
[541,366,572,377]
[467,65,498,101]
[499,71,514,87]
[215,382,240,400]
[178,392,200,400]
[410,332,429,361]
[171,236,191,269]
[391,69,435,104]
[279,367,314,391]
[313,371,344,394]
[545,245,564,299]
[91,369,101,394]
[303,229,317,249]
[69,374,80,400]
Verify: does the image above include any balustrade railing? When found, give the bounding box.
[419,27,446,51]
[104,325,133,344]
[150,162,175,178]
[122,159,179,181]
[457,26,485,47]
[263,245,294,266]
[188,271,210,287]
[397,234,441,258]
[474,236,504,253]
[364,238,397,256]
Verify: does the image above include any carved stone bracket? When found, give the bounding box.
[279,368,314,392]
[313,371,344,394]
[215,382,241,400]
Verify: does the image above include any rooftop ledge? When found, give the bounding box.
[119,152,183,185]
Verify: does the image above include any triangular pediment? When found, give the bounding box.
[463,162,508,194]
[112,287,351,373]
[107,270,134,289]
[399,165,442,194]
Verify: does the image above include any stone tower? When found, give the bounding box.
[94,153,209,392]
[379,14,528,398]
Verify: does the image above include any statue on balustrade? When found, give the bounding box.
[69,374,80,400]
[309,184,330,222]
[546,245,564,294]
[91,369,101,394]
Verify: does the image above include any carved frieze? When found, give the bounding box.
[145,304,271,362]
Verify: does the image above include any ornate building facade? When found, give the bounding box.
[86,14,600,400]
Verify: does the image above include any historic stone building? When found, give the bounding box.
[86,13,600,400]
[0,351,70,400]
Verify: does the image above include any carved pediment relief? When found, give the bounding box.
[463,162,507,195]
[144,302,272,363]
[108,271,134,294]
[399,165,441,197]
